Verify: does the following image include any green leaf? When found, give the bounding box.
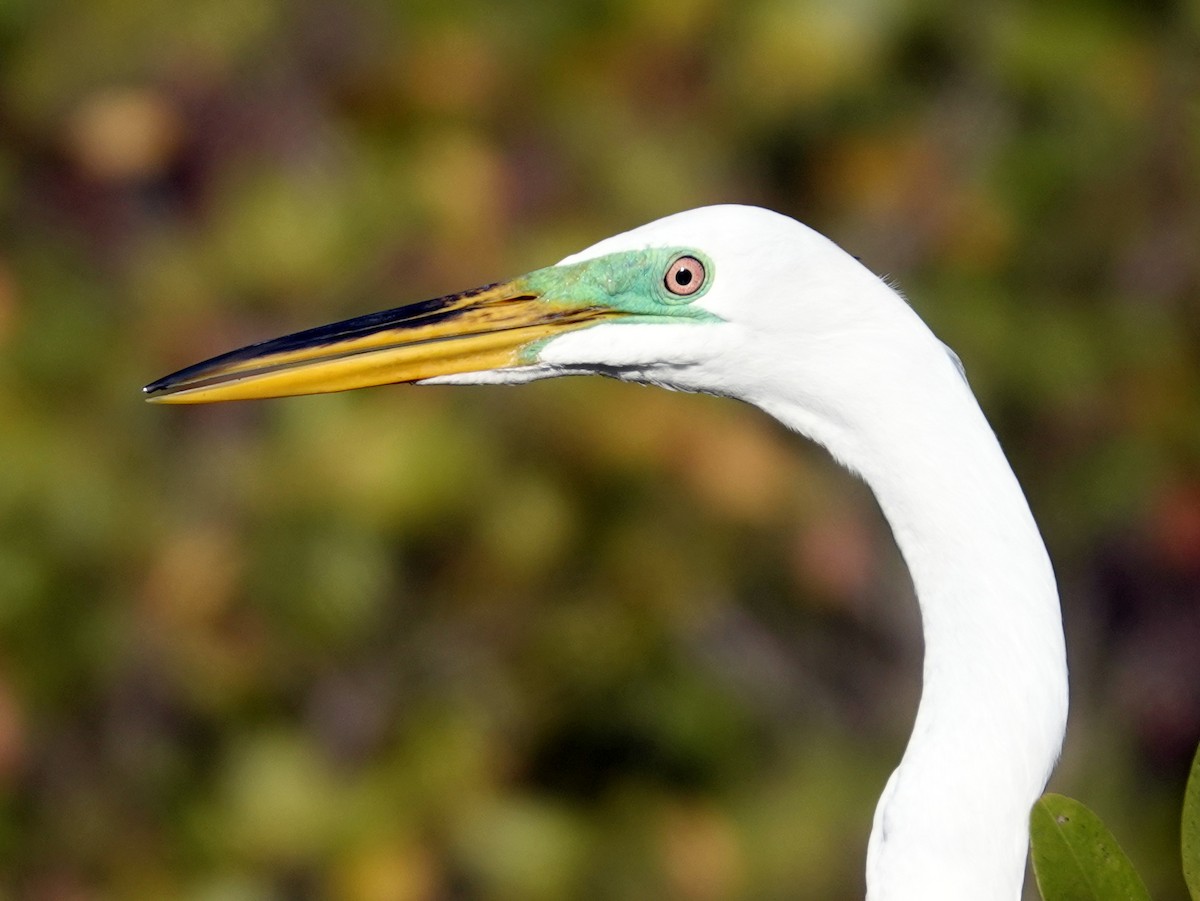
[1030,793,1151,901]
[1185,742,1200,900]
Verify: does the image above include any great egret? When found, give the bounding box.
[145,205,1069,900]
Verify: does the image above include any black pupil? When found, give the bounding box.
[674,266,693,286]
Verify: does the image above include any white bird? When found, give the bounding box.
[145,205,1069,900]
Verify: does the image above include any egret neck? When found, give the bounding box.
[741,272,1069,901]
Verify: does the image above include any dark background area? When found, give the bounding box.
[0,0,1198,898]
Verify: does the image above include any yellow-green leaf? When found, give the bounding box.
[1030,793,1151,901]
[1185,742,1200,900]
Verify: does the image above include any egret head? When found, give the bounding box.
[143,205,886,405]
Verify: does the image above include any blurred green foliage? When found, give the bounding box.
[1186,744,1200,899]
[1,0,1198,898]
[1031,794,1151,901]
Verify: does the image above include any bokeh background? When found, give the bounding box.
[1,0,1198,898]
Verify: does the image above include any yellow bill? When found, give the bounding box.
[143,281,622,404]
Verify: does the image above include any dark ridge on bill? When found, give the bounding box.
[143,285,505,396]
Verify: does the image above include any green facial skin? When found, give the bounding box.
[513,247,721,364]
[518,247,720,320]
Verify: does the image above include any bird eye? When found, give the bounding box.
[664,255,705,297]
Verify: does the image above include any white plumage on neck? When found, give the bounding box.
[750,282,1069,900]
[537,206,1069,899]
